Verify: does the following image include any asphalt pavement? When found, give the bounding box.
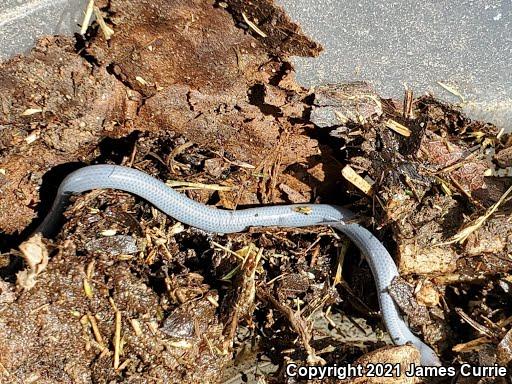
[279,0,511,130]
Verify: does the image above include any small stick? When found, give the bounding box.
[333,239,351,286]
[113,311,122,369]
[452,336,492,352]
[109,297,118,312]
[455,308,497,339]
[447,183,512,244]
[0,362,10,377]
[116,358,131,372]
[93,6,114,40]
[87,313,105,349]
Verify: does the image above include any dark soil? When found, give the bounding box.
[0,1,511,383]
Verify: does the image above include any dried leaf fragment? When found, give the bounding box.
[415,282,440,307]
[16,234,49,290]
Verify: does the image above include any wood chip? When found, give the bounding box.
[130,319,143,336]
[100,229,117,237]
[403,88,414,119]
[116,359,131,372]
[497,127,505,140]
[135,76,149,86]
[168,340,193,349]
[25,131,40,144]
[20,108,42,116]
[206,295,219,307]
[385,119,411,137]
[342,165,373,195]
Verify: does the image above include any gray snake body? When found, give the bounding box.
[36,164,441,366]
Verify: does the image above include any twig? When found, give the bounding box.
[257,287,325,365]
[113,311,122,369]
[452,336,492,353]
[167,141,194,173]
[211,241,246,260]
[333,239,351,286]
[87,313,106,350]
[455,308,497,339]
[93,6,114,40]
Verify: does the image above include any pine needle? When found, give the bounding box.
[241,12,267,38]
[437,82,465,103]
